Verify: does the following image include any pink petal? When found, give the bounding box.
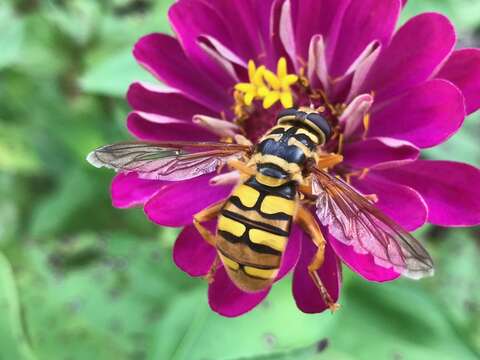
[290,0,351,65]
[133,33,232,112]
[340,93,374,138]
[347,44,381,101]
[343,137,419,170]
[437,48,480,115]
[144,174,233,227]
[369,79,465,148]
[276,224,302,280]
[198,35,247,68]
[270,0,289,65]
[307,35,329,91]
[205,0,277,68]
[110,172,165,208]
[127,82,218,121]
[127,112,217,142]
[328,233,400,282]
[292,232,341,314]
[376,160,480,226]
[173,222,217,277]
[208,265,270,317]
[360,13,456,101]
[351,174,428,231]
[279,0,297,69]
[168,1,237,89]
[329,0,401,78]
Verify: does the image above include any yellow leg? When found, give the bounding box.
[227,159,256,176]
[294,205,340,312]
[316,153,344,169]
[193,199,225,247]
[193,199,226,282]
[298,178,314,198]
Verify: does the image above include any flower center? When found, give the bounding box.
[234,58,299,110]
[232,58,343,145]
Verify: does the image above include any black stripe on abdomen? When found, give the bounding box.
[218,230,281,256]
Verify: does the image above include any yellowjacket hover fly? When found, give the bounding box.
[88,107,433,309]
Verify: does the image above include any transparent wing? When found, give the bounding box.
[312,167,434,279]
[87,141,251,181]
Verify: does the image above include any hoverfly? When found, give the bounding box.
[87,107,434,309]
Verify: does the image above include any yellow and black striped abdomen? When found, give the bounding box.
[216,176,297,293]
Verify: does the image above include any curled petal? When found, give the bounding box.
[369,79,465,148]
[173,222,217,277]
[328,232,400,282]
[329,0,401,77]
[193,115,242,138]
[169,0,237,89]
[133,33,231,112]
[279,0,297,69]
[376,160,480,227]
[205,0,277,68]
[127,82,218,121]
[340,93,373,137]
[111,172,165,209]
[437,48,480,114]
[290,0,351,65]
[127,112,217,142]
[198,35,247,67]
[343,137,419,170]
[144,174,233,227]
[208,266,270,317]
[307,35,329,91]
[293,231,341,314]
[347,44,381,101]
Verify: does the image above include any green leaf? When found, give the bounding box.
[0,5,24,69]
[327,275,479,360]
[79,48,157,97]
[427,230,480,353]
[150,279,336,360]
[423,113,480,167]
[79,0,174,97]
[28,167,97,239]
[15,233,188,360]
[43,0,101,46]
[0,123,41,174]
[401,0,480,30]
[0,252,36,360]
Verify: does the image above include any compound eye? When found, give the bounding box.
[306,113,332,140]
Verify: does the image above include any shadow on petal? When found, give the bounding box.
[293,231,341,313]
[173,222,217,277]
[111,172,165,209]
[208,266,270,317]
[276,224,302,280]
[329,232,400,282]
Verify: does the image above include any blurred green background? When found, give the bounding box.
[0,1,479,359]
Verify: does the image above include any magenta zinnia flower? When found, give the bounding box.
[110,0,480,317]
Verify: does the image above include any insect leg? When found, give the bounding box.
[316,153,344,169]
[294,205,340,312]
[193,199,226,247]
[227,159,256,176]
[193,199,227,283]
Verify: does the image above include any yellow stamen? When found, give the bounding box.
[362,113,370,139]
[263,91,281,109]
[233,57,299,111]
